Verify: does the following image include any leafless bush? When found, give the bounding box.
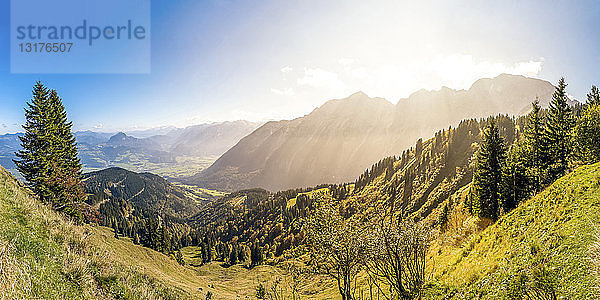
[365,213,432,299]
[304,201,368,300]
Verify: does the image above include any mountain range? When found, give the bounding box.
[189,74,559,191]
[0,74,568,191]
[0,120,262,179]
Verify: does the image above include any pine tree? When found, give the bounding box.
[229,244,238,265]
[438,203,449,232]
[251,242,264,267]
[523,100,547,190]
[175,250,185,266]
[14,82,85,220]
[472,120,506,220]
[502,142,531,212]
[238,245,247,263]
[573,102,600,164]
[47,90,82,174]
[15,82,52,200]
[543,78,574,181]
[587,85,600,107]
[113,223,119,239]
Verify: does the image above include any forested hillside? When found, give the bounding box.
[173,79,600,298]
[188,114,517,259]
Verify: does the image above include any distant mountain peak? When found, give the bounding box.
[109,132,128,142]
[495,73,527,79]
[348,91,369,99]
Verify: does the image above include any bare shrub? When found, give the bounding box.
[365,212,432,299]
[304,201,368,300]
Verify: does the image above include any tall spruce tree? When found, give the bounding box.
[47,90,82,173]
[14,82,85,219]
[502,141,531,212]
[523,99,547,190]
[472,120,506,220]
[543,78,575,181]
[573,91,600,164]
[15,82,52,199]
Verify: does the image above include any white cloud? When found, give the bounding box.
[280,66,293,73]
[93,123,103,129]
[426,55,544,90]
[297,68,346,90]
[514,60,543,76]
[338,58,355,66]
[277,55,545,105]
[271,87,295,96]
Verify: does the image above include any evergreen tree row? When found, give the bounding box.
[470,79,600,220]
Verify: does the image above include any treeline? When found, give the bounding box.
[469,79,600,220]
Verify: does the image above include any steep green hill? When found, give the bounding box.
[429,162,600,298]
[0,166,182,299]
[83,167,203,220]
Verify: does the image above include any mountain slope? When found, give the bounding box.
[169,120,262,157]
[192,74,556,191]
[0,165,335,299]
[429,162,600,298]
[83,167,202,220]
[188,115,518,257]
[193,92,395,191]
[186,113,600,298]
[0,166,182,299]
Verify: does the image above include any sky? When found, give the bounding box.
[1,0,599,134]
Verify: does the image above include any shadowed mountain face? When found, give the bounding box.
[190,74,558,191]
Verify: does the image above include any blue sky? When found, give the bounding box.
[1,0,599,134]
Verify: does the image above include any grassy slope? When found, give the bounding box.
[91,231,340,299]
[0,164,289,299]
[430,162,600,298]
[0,166,182,299]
